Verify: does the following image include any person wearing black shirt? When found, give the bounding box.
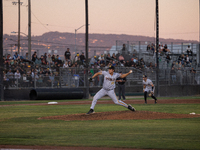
[80,52,85,64]
[64,48,71,61]
[116,71,126,101]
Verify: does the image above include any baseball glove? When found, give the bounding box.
[88,77,93,82]
[148,92,154,97]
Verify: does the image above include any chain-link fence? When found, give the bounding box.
[3,65,200,91]
[115,40,199,69]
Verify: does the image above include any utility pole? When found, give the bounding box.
[199,0,200,65]
[85,0,89,99]
[155,0,159,97]
[28,0,31,60]
[18,0,20,54]
[0,0,4,101]
[12,0,23,54]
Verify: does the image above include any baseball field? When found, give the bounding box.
[0,96,200,150]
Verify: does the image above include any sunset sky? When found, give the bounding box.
[3,0,200,41]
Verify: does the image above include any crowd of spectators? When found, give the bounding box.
[2,44,198,89]
[2,51,63,89]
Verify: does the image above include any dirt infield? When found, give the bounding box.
[39,110,200,121]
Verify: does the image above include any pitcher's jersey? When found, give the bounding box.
[102,71,120,90]
[143,79,153,90]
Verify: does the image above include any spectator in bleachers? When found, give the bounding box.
[99,55,105,66]
[125,60,131,67]
[31,71,39,84]
[41,59,47,65]
[147,44,151,51]
[170,67,176,83]
[14,69,21,86]
[112,60,117,67]
[37,74,43,87]
[166,54,171,65]
[13,52,19,60]
[64,48,71,61]
[122,44,126,51]
[139,58,145,68]
[7,69,14,87]
[43,72,51,87]
[47,54,53,65]
[35,57,42,65]
[6,54,12,60]
[54,72,60,87]
[51,54,56,62]
[147,62,154,70]
[68,61,73,67]
[63,61,69,68]
[89,56,97,66]
[118,54,124,63]
[106,53,112,64]
[32,53,37,62]
[186,45,193,56]
[80,52,85,64]
[43,53,47,62]
[129,58,135,67]
[74,53,79,63]
[111,53,117,60]
[76,57,83,67]
[190,67,196,74]
[3,71,9,89]
[150,43,155,54]
[178,61,182,69]
[185,54,191,66]
[162,44,170,53]
[23,52,29,60]
[171,61,176,69]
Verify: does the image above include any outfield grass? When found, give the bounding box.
[0,99,200,149]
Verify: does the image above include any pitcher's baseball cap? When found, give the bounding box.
[108,66,115,70]
[143,75,147,78]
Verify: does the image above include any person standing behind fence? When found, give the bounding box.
[80,52,85,64]
[143,75,157,104]
[116,71,126,101]
[64,48,71,61]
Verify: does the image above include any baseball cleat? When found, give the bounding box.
[155,100,157,104]
[86,109,95,115]
[128,104,136,111]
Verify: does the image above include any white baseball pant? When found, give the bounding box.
[90,88,128,110]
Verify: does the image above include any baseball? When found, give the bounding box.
[130,70,132,73]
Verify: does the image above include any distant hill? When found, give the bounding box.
[3,31,198,58]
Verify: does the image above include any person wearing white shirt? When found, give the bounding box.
[143,75,157,104]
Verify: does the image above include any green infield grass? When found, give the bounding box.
[0,100,200,150]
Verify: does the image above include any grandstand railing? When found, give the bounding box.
[3,66,200,90]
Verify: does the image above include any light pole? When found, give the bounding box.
[11,31,30,59]
[11,31,27,37]
[75,24,90,55]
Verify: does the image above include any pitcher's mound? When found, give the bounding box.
[39,111,200,121]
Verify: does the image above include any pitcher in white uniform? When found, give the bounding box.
[143,75,157,104]
[86,66,136,115]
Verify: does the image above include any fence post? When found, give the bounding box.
[181,43,183,54]
[59,68,61,88]
[139,41,141,59]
